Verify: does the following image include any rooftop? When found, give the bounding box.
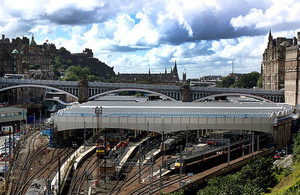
[55,96,293,118]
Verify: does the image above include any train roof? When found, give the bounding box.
[164,138,175,144]
[25,179,46,195]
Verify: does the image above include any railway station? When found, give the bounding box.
[1,95,298,194]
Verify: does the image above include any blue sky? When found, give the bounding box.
[1,0,300,79]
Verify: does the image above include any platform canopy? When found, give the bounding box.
[53,96,294,135]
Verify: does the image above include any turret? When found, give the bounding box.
[173,60,178,78]
[268,29,273,48]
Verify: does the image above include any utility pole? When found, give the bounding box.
[227,140,230,165]
[104,129,107,184]
[159,166,162,194]
[9,128,11,162]
[13,124,16,150]
[33,113,36,132]
[162,131,164,166]
[147,121,149,152]
[40,110,42,130]
[252,132,254,155]
[257,135,259,152]
[149,155,154,194]
[4,139,7,179]
[95,106,102,187]
[179,145,183,188]
[139,144,142,184]
[58,156,61,195]
[185,126,188,153]
[84,115,86,149]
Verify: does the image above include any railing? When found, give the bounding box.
[0,78,283,95]
[53,111,285,119]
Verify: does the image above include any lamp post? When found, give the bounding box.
[84,115,86,149]
[95,107,102,139]
[95,106,102,187]
[33,113,36,132]
[40,110,42,131]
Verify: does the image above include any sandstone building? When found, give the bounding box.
[262,30,300,106]
[118,61,179,84]
[0,34,53,79]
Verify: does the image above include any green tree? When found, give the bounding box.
[258,75,263,88]
[87,75,99,82]
[63,65,92,81]
[293,131,300,163]
[216,76,235,88]
[197,157,276,194]
[238,157,277,190]
[231,72,260,88]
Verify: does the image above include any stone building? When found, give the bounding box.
[262,30,300,106]
[285,32,300,106]
[0,35,15,76]
[0,34,53,105]
[262,30,295,90]
[118,61,179,84]
[0,34,53,79]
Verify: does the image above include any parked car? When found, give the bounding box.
[274,153,281,159]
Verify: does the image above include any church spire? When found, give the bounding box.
[268,29,273,48]
[30,34,37,46]
[173,60,178,76]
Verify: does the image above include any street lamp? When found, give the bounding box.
[94,106,102,187]
[95,106,102,139]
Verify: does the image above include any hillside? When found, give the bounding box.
[49,45,116,79]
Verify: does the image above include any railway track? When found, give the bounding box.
[10,131,44,195]
[18,147,76,195]
[67,154,98,195]
[9,130,76,195]
[109,147,161,195]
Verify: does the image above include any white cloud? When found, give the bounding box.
[1,0,299,79]
[231,0,300,30]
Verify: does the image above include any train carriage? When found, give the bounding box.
[96,137,111,156]
[25,178,46,195]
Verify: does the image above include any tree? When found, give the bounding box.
[216,76,235,88]
[258,75,263,88]
[63,65,92,81]
[231,72,260,88]
[197,157,277,194]
[293,131,300,163]
[238,157,277,190]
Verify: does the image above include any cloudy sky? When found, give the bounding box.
[1,0,300,79]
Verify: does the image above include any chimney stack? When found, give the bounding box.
[2,34,4,41]
[297,32,300,45]
[293,37,297,46]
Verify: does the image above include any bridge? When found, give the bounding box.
[53,98,294,147]
[0,78,284,102]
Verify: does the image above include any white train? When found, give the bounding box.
[25,179,46,195]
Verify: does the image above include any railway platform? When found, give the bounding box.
[116,137,149,173]
[162,148,275,194]
[51,143,96,194]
